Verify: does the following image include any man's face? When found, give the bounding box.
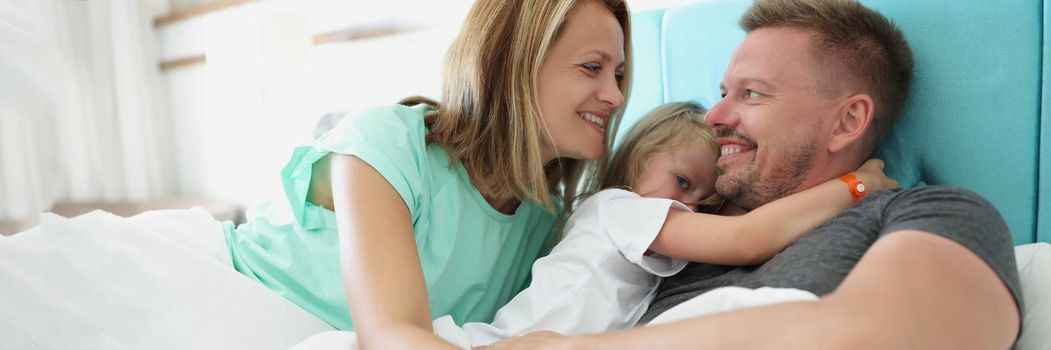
[705,26,841,210]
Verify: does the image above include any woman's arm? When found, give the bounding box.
[329,154,458,350]
[649,159,897,265]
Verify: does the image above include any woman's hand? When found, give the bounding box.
[853,159,899,193]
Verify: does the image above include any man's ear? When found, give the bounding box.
[829,94,875,153]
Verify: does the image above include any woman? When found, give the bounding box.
[223,0,633,348]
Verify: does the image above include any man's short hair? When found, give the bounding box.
[741,0,913,154]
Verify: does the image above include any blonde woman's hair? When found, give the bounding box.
[401,0,632,214]
[596,101,722,213]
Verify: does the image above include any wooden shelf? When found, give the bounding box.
[312,26,414,45]
[159,26,415,72]
[159,55,206,71]
[154,0,255,27]
[154,1,420,72]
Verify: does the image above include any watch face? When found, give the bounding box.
[856,184,866,192]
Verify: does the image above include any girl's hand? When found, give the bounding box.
[853,159,899,193]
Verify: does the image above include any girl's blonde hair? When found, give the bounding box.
[596,101,723,213]
[401,0,632,213]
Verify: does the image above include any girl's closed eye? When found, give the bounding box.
[675,175,692,190]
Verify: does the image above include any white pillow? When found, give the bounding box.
[1015,242,1051,350]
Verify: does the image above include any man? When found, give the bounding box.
[486,0,1022,348]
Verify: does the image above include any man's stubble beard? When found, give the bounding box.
[714,141,819,211]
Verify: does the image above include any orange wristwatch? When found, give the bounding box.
[840,173,867,202]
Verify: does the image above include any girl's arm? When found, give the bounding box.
[649,159,897,265]
[329,154,459,350]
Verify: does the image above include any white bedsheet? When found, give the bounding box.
[0,208,334,349]
[288,287,818,350]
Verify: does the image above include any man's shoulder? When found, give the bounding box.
[869,185,989,204]
[843,185,994,216]
[823,184,1004,244]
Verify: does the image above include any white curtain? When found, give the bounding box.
[0,0,175,220]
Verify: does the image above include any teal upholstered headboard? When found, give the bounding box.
[621,0,1047,245]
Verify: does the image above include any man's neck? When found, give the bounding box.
[718,202,749,216]
[796,152,865,196]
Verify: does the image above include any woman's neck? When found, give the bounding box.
[482,193,520,215]
[473,173,520,215]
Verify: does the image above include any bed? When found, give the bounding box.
[1,0,1049,348]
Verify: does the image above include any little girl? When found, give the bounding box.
[432,102,897,347]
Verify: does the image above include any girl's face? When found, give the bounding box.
[536,1,626,162]
[634,145,718,210]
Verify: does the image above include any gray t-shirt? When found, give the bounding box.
[641,186,1024,334]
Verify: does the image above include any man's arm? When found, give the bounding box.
[485,230,1020,349]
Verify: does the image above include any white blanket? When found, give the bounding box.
[8,209,1042,349]
[647,286,819,326]
[0,208,334,349]
[292,287,818,350]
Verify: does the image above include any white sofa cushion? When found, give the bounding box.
[1015,242,1051,349]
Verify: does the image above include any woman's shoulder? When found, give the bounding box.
[360,103,432,122]
[333,103,431,136]
[312,103,433,154]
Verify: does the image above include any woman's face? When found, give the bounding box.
[536,1,626,162]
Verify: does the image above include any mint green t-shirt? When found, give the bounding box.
[223,104,558,331]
